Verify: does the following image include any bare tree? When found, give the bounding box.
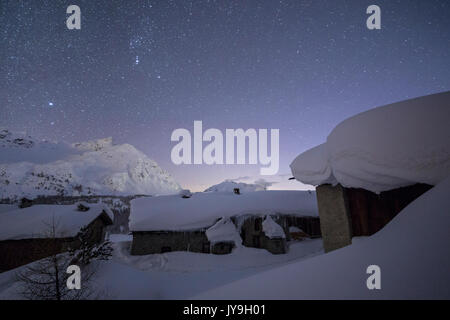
[15,218,109,300]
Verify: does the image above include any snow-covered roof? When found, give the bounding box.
[290,91,450,193]
[262,216,286,239]
[0,205,16,214]
[194,175,450,299]
[0,203,113,241]
[205,218,242,246]
[289,226,303,233]
[130,191,318,232]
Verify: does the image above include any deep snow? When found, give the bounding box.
[130,190,318,231]
[0,132,181,200]
[0,203,113,240]
[194,176,450,299]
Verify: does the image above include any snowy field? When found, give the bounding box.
[0,237,323,299]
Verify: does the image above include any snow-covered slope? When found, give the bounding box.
[194,176,450,299]
[0,131,181,200]
[290,92,450,193]
[206,218,243,246]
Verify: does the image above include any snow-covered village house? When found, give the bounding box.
[290,92,450,253]
[0,203,113,272]
[129,190,321,255]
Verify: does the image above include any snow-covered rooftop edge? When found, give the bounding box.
[0,202,113,241]
[290,91,450,193]
[129,190,318,232]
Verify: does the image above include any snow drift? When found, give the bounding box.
[0,131,181,199]
[194,175,450,299]
[290,91,450,193]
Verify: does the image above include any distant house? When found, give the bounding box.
[290,92,449,252]
[0,203,113,272]
[129,191,321,256]
[19,197,33,209]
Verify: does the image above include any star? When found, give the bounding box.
[0,0,448,192]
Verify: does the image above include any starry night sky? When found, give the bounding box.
[1,0,449,191]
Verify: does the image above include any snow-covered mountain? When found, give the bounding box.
[194,175,450,299]
[0,129,181,200]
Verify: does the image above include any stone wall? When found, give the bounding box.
[283,216,322,239]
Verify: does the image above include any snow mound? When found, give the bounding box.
[0,133,181,199]
[130,191,318,231]
[0,203,113,241]
[290,92,450,193]
[204,180,266,193]
[206,218,242,246]
[262,215,286,239]
[289,226,303,233]
[194,175,450,299]
[0,205,16,214]
[0,129,79,164]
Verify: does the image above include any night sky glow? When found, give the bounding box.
[1,0,449,191]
